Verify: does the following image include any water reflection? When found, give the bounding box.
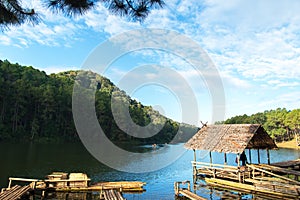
[0,142,299,199]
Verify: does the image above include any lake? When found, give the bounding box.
[1,142,299,199]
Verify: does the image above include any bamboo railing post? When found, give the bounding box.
[224,153,227,165]
[238,171,241,183]
[8,178,12,189]
[209,151,212,167]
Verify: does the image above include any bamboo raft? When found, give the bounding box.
[2,172,145,200]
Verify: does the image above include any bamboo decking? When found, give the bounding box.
[102,189,125,200]
[192,161,300,199]
[206,178,299,199]
[0,185,32,200]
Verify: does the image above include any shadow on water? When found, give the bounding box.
[0,142,299,199]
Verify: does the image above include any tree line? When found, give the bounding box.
[216,108,300,142]
[0,60,197,143]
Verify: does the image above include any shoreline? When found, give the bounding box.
[276,138,300,149]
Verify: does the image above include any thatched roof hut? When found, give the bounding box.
[185,124,277,154]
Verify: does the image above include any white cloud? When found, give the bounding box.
[2,0,300,121]
[0,35,12,46]
[39,65,79,75]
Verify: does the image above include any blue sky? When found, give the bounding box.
[1,0,300,125]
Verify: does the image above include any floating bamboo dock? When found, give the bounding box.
[1,172,145,200]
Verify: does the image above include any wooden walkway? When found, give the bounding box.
[178,189,206,200]
[174,181,206,200]
[0,185,32,200]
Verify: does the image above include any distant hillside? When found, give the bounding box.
[0,60,197,143]
[216,108,300,142]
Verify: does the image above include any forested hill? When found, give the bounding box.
[217,108,300,142]
[0,60,198,143]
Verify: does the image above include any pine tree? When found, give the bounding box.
[0,0,164,29]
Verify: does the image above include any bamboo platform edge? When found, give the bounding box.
[205,178,298,199]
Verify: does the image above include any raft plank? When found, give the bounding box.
[51,181,145,193]
[179,189,206,200]
[0,185,31,200]
[103,189,125,200]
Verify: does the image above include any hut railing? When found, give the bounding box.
[192,161,249,182]
[192,161,237,171]
[247,164,300,186]
[7,177,41,189]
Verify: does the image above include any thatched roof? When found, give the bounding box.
[184,124,277,154]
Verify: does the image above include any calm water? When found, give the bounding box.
[1,142,299,199]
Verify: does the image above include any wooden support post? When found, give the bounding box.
[193,149,197,183]
[267,149,270,165]
[248,149,252,164]
[174,182,178,195]
[224,153,227,165]
[257,149,260,164]
[8,179,12,189]
[209,151,212,166]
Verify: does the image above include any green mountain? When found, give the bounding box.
[0,60,197,143]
